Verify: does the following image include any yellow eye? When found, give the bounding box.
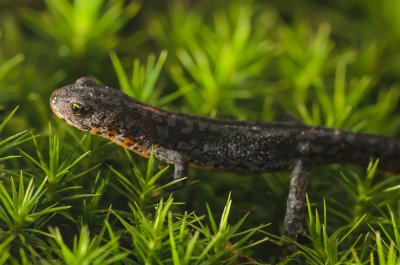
[71,102,87,116]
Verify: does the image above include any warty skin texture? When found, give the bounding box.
[50,77,400,251]
[50,77,400,174]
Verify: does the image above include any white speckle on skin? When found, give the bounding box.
[298,142,309,154]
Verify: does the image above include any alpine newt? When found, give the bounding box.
[50,77,400,249]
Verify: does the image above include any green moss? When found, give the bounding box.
[1,0,400,263]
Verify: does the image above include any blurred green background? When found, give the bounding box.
[1,0,400,264]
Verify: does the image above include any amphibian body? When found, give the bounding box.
[50,77,400,246]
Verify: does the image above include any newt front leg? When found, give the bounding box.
[166,161,189,190]
[284,159,309,251]
[154,148,189,191]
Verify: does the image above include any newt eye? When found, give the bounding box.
[71,102,87,116]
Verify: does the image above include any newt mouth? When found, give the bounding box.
[50,97,69,124]
[50,91,70,123]
[51,107,68,123]
[50,97,62,117]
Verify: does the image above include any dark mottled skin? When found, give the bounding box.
[50,77,400,251]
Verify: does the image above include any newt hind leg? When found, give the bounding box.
[284,159,309,252]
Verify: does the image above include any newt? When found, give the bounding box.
[50,77,400,250]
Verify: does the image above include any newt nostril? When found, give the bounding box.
[51,95,58,107]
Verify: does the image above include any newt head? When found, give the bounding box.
[51,77,156,157]
[50,77,127,133]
